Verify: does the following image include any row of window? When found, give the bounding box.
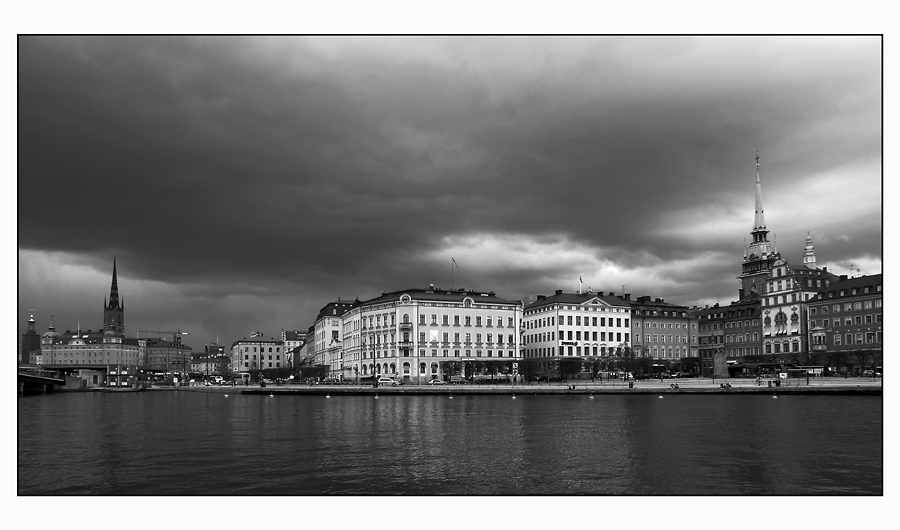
[811,314,882,328]
[637,334,690,344]
[528,316,628,328]
[526,331,626,344]
[525,345,630,357]
[833,332,881,345]
[810,300,882,315]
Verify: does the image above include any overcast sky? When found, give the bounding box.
[16,36,882,348]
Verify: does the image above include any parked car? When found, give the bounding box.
[427,379,447,385]
[377,377,400,387]
[450,376,469,384]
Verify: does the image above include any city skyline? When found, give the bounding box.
[17,36,882,349]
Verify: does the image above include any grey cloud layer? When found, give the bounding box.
[18,36,881,338]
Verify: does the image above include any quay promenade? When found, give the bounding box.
[169,377,882,396]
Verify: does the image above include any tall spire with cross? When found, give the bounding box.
[103,258,125,335]
[739,152,779,300]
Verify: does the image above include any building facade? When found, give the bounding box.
[230,333,285,375]
[314,300,354,377]
[627,295,697,361]
[341,287,523,384]
[523,290,631,361]
[807,274,883,372]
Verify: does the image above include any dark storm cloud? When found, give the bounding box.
[18,36,881,343]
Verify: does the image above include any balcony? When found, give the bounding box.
[398,341,413,349]
[399,322,412,332]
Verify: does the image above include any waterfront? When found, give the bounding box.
[18,391,881,495]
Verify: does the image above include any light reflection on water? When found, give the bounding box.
[18,392,882,495]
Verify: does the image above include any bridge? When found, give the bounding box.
[18,366,66,395]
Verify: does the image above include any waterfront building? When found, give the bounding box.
[281,328,306,371]
[314,299,354,378]
[230,332,285,375]
[627,295,697,361]
[141,337,192,376]
[38,261,150,387]
[760,235,838,358]
[341,286,523,384]
[807,274,882,373]
[523,290,631,361]
[191,343,227,376]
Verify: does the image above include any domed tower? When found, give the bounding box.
[103,259,125,335]
[802,231,817,268]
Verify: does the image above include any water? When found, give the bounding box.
[18,392,882,495]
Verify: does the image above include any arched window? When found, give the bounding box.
[431,362,438,374]
[403,362,411,374]
[419,362,426,374]
[390,362,396,374]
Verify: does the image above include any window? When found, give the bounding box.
[419,314,426,324]
[431,314,437,325]
[476,316,482,326]
[443,315,449,325]
[487,317,492,327]
[419,332,426,343]
[465,316,471,326]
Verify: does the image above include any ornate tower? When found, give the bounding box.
[21,314,41,364]
[103,259,125,335]
[739,152,780,300]
[802,231,817,268]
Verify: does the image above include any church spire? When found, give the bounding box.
[754,151,766,230]
[107,258,120,309]
[103,258,124,335]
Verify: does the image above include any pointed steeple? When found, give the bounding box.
[754,151,766,230]
[746,152,774,259]
[107,258,120,310]
[803,230,817,268]
[103,258,125,335]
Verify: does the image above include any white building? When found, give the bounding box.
[230,332,285,374]
[522,290,632,360]
[339,287,523,384]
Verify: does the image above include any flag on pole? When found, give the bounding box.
[452,257,459,269]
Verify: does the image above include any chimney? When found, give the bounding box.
[840,275,848,281]
[555,289,563,296]
[537,295,546,301]
[624,293,631,300]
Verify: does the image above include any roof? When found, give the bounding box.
[283,330,305,341]
[524,291,630,311]
[358,287,520,309]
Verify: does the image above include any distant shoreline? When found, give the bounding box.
[161,378,882,396]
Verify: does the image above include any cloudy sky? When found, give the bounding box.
[16,36,882,349]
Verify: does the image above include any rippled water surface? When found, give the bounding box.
[18,392,882,495]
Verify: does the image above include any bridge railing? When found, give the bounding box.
[18,367,65,380]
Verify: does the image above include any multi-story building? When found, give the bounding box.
[720,299,762,358]
[143,337,192,375]
[627,295,697,361]
[523,290,631,361]
[230,332,285,375]
[190,343,227,376]
[341,286,523,383]
[694,305,726,377]
[760,235,838,358]
[314,299,354,377]
[281,329,306,371]
[808,274,883,373]
[35,260,159,387]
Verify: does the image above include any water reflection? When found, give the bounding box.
[18,392,882,495]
